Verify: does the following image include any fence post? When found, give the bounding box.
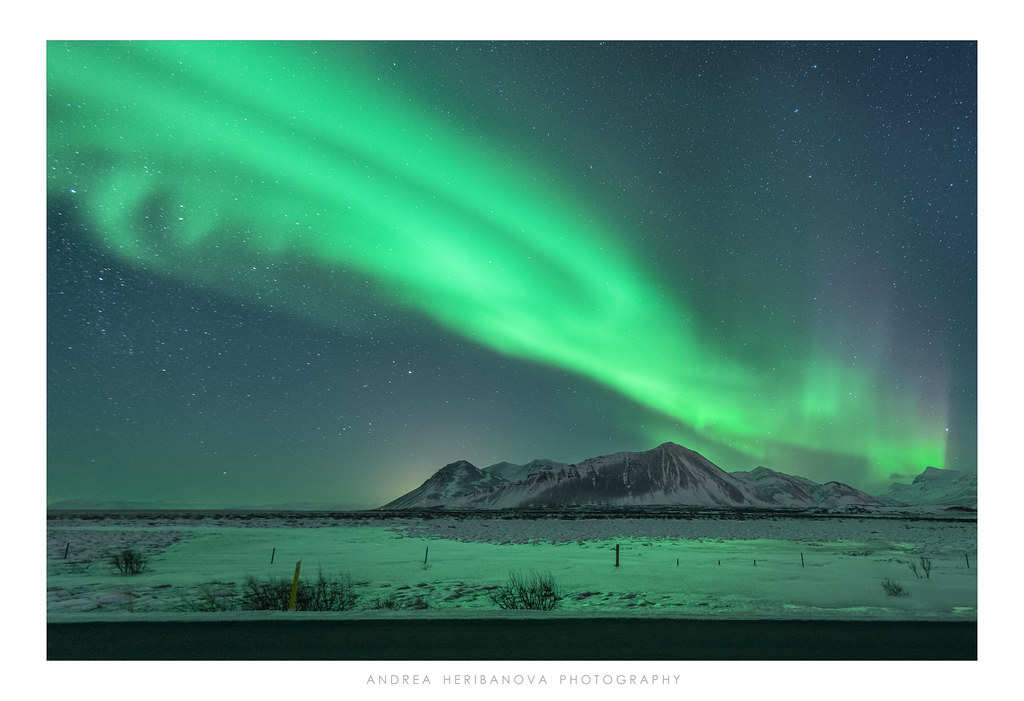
[64,542,70,560]
[270,547,276,564]
[424,547,429,565]
[615,544,620,567]
[288,560,302,610]
[801,553,804,568]
[965,552,970,569]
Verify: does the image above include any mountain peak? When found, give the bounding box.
[884,465,976,507]
[438,459,479,473]
[380,458,504,509]
[913,466,960,483]
[654,441,687,453]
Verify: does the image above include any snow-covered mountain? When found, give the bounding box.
[381,442,887,509]
[882,466,977,508]
[729,466,821,506]
[381,460,509,509]
[483,458,568,483]
[730,466,885,508]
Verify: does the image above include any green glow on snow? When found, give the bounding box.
[46,41,948,479]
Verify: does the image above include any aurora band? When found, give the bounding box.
[46,41,948,480]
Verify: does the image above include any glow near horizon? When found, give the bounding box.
[46,41,948,479]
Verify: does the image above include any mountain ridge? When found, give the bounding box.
[882,465,977,507]
[381,442,903,510]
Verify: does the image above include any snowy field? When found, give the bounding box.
[46,509,976,622]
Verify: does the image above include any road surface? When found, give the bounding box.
[47,618,976,660]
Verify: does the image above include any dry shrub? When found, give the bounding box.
[111,548,148,575]
[881,578,908,596]
[489,570,561,610]
[241,571,358,611]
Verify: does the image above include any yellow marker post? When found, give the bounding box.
[288,560,302,610]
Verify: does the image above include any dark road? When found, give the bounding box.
[47,618,976,660]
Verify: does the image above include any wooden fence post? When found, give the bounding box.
[288,560,302,610]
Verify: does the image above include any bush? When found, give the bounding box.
[241,576,292,610]
[241,571,358,611]
[302,571,358,611]
[111,548,148,575]
[907,555,933,579]
[489,570,561,610]
[881,578,908,596]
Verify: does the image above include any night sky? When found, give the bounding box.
[46,40,976,508]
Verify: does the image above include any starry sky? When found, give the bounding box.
[46,40,976,508]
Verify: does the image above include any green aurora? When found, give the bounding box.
[47,41,970,496]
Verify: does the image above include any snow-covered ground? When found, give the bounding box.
[46,510,976,622]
